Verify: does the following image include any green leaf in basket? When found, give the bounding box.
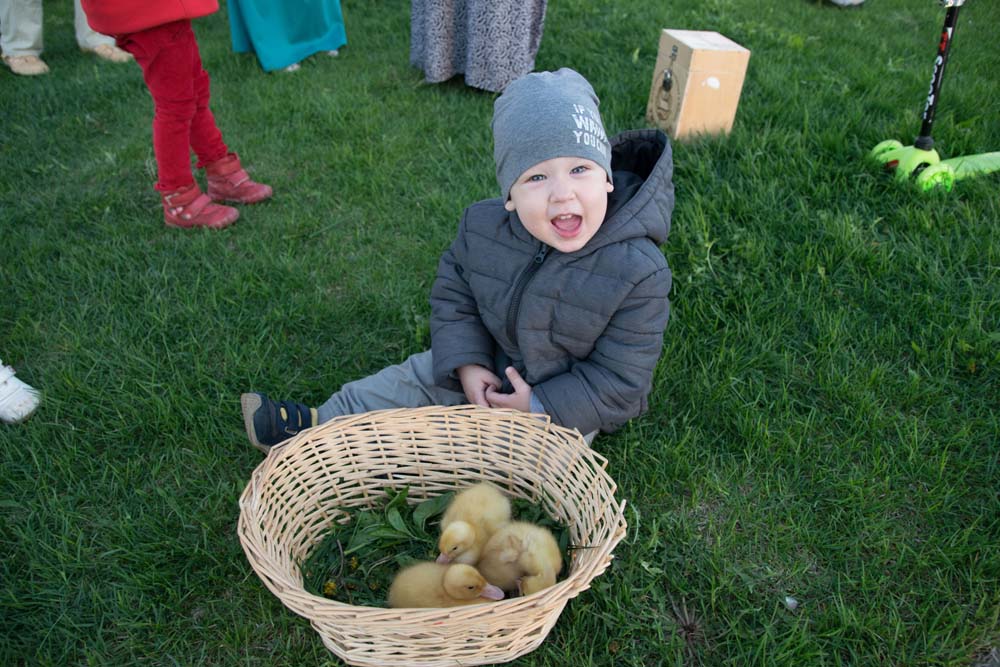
[344,531,378,555]
[385,507,413,536]
[558,527,570,555]
[412,491,453,532]
[348,534,405,555]
[384,487,410,513]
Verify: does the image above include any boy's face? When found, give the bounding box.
[504,156,614,254]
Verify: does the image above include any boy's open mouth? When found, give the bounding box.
[551,213,582,237]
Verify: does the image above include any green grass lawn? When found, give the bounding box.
[2,0,998,664]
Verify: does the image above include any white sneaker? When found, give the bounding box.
[0,360,40,424]
[828,0,865,6]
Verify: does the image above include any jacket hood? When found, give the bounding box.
[584,129,673,252]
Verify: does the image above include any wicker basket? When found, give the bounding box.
[238,405,627,667]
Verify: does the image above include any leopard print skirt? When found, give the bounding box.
[410,0,548,92]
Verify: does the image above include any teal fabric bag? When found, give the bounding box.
[229,0,347,72]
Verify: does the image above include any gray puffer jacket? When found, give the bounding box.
[431,129,673,435]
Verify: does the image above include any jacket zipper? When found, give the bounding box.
[506,244,549,345]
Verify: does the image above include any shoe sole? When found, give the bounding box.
[240,393,272,455]
[0,377,40,423]
[3,61,49,75]
[0,403,39,424]
[207,189,274,205]
[164,213,239,230]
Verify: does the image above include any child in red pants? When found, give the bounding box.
[81,1,271,229]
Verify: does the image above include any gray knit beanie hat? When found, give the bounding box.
[492,68,613,201]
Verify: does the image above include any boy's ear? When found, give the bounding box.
[605,181,614,193]
[504,199,517,212]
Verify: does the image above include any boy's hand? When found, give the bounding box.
[457,364,502,407]
[485,367,532,413]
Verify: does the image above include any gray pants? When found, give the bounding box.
[317,350,466,422]
[0,0,113,57]
[316,350,596,445]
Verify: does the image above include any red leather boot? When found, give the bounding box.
[204,153,273,204]
[161,184,240,229]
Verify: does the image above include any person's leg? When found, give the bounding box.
[74,0,110,49]
[117,21,199,192]
[241,351,467,453]
[117,21,238,228]
[316,350,467,421]
[187,40,273,204]
[0,0,42,56]
[74,0,131,61]
[0,0,48,75]
[186,40,228,167]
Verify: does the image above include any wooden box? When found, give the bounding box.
[646,29,751,140]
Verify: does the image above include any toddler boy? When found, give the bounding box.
[242,68,673,452]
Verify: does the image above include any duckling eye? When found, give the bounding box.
[467,585,475,590]
[450,546,458,552]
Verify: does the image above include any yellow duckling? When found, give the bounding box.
[477,521,563,596]
[387,562,505,608]
[436,482,512,565]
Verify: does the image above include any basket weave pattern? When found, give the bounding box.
[238,405,627,667]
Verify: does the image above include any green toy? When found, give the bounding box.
[871,0,1000,192]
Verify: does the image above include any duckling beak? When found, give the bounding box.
[480,584,505,601]
[436,553,451,564]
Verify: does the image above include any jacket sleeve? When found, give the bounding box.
[429,209,497,388]
[531,265,671,435]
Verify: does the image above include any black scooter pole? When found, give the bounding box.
[914,1,964,150]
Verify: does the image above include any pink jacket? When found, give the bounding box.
[81,0,219,36]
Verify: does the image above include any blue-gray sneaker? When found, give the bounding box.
[240,392,316,454]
